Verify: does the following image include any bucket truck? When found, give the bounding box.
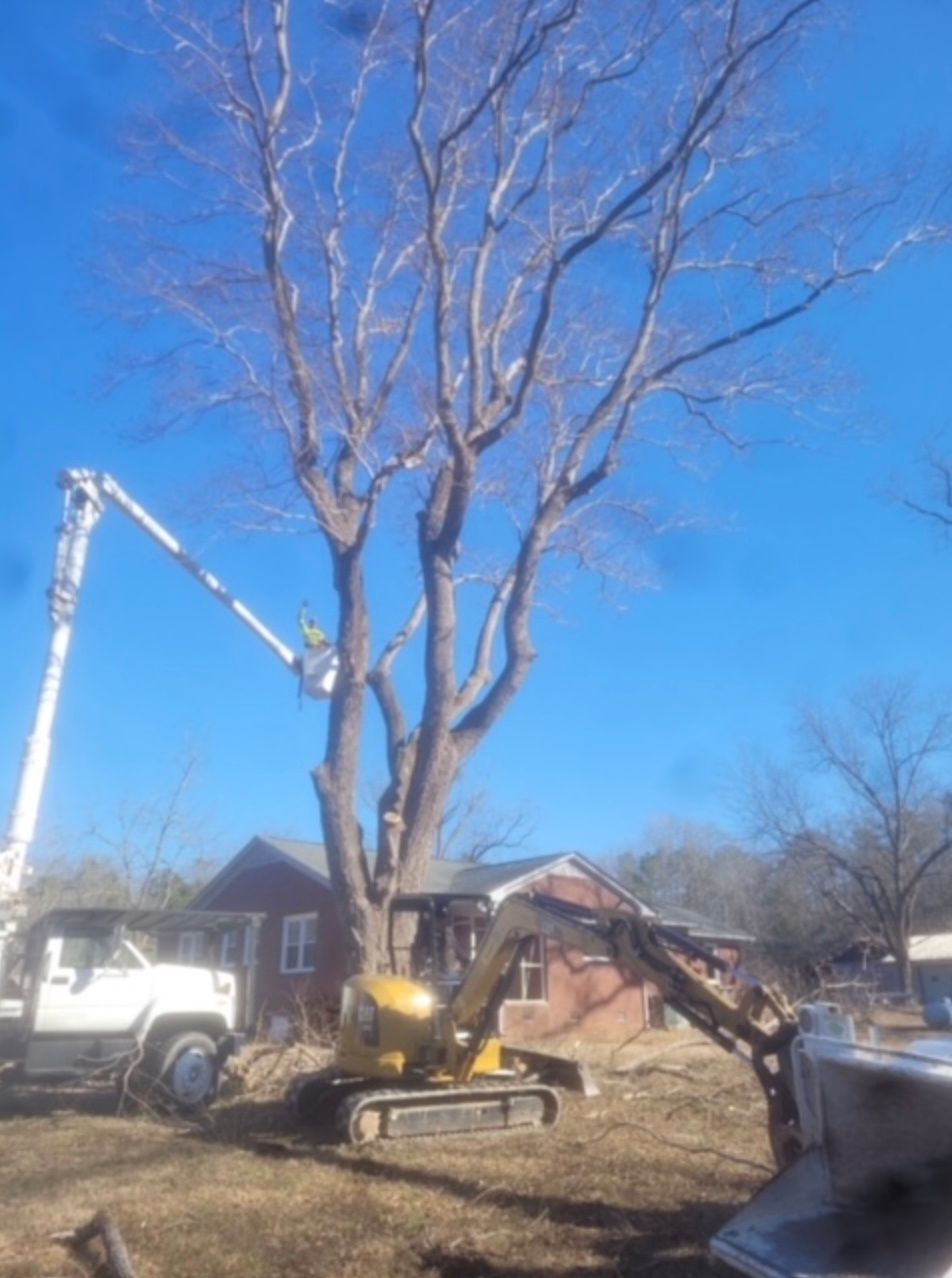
[0,469,335,1104]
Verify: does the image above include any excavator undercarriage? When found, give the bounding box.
[291,1070,563,1143]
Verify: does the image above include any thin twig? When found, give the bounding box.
[562,1119,773,1175]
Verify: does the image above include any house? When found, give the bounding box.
[906,934,952,1001]
[827,941,901,998]
[828,934,952,1003]
[183,835,749,1041]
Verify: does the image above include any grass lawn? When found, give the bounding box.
[0,1035,771,1278]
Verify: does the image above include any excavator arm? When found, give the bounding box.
[448,892,802,1163]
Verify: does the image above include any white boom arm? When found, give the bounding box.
[0,468,308,957]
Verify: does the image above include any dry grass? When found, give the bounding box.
[0,1033,771,1278]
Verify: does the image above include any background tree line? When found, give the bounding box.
[27,680,952,1000]
[613,682,952,995]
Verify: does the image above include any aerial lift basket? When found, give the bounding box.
[301,644,339,699]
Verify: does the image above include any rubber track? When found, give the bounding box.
[335,1082,561,1144]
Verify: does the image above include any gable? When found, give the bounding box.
[190,835,332,908]
[475,852,656,916]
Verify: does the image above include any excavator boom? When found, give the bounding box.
[447,892,800,1158]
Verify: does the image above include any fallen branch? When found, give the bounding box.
[612,1037,710,1076]
[607,1025,648,1066]
[561,1118,773,1175]
[52,1212,139,1278]
[664,1081,750,1121]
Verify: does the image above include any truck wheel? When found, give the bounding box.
[156,1032,220,1110]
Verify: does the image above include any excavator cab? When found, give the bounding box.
[335,893,510,1080]
[389,894,491,998]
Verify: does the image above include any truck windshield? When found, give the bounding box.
[59,930,145,971]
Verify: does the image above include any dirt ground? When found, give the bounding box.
[0,1032,775,1278]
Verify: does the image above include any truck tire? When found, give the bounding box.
[154,1031,220,1110]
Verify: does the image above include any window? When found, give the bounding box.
[220,930,241,968]
[449,914,488,967]
[178,931,207,964]
[59,931,144,971]
[509,935,546,1002]
[60,930,115,970]
[281,914,317,974]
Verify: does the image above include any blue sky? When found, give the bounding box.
[2,2,952,871]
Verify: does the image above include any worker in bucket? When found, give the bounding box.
[298,604,330,649]
[297,603,339,700]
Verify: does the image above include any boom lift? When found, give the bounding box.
[290,891,801,1156]
[0,469,336,986]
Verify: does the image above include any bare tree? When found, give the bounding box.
[108,0,946,970]
[435,786,534,861]
[27,750,221,916]
[746,682,952,993]
[902,452,952,530]
[613,818,763,928]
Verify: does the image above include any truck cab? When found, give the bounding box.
[0,907,260,1108]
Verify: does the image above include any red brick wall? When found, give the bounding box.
[206,862,348,1021]
[499,874,648,1042]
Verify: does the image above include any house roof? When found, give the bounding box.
[910,933,952,964]
[190,835,657,915]
[650,903,754,945]
[192,835,752,944]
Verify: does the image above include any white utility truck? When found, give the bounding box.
[0,907,260,1108]
[0,469,319,1108]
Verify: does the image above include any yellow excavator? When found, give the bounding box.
[289,892,952,1276]
[289,891,800,1156]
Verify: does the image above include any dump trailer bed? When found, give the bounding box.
[713,1146,952,1278]
[712,1009,952,1278]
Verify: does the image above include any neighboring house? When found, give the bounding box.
[827,941,901,998]
[907,934,952,1001]
[877,934,952,1002]
[828,934,952,1002]
[185,835,749,1041]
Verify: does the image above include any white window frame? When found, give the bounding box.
[220,929,241,968]
[281,913,318,975]
[508,934,547,1003]
[178,931,207,964]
